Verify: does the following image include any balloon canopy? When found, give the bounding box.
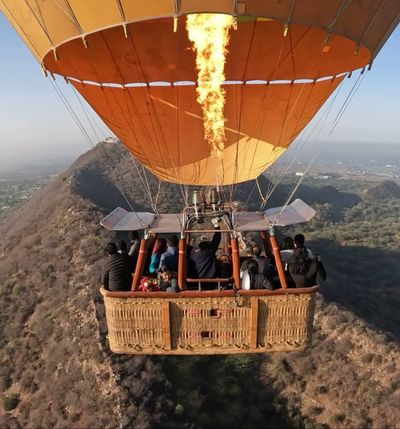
[2,1,399,185]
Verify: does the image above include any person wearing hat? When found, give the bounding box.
[188,218,221,280]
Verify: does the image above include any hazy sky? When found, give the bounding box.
[0,13,399,169]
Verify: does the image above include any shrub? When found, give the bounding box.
[361,353,375,364]
[0,374,12,391]
[309,406,324,416]
[3,393,20,411]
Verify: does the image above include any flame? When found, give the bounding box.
[186,13,235,159]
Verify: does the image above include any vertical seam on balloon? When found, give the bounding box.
[288,27,296,79]
[52,0,78,27]
[249,24,288,185]
[0,0,41,59]
[247,22,287,195]
[122,88,160,188]
[276,82,294,150]
[370,9,400,60]
[126,30,172,180]
[234,18,257,186]
[22,0,55,49]
[250,28,310,139]
[115,0,127,22]
[100,29,169,181]
[100,72,157,181]
[277,77,356,218]
[262,81,316,207]
[33,0,48,38]
[173,21,183,185]
[269,26,311,80]
[96,38,150,146]
[356,0,387,49]
[229,81,238,199]
[327,0,354,33]
[72,83,147,213]
[285,0,297,27]
[51,79,140,215]
[63,0,85,34]
[288,81,316,143]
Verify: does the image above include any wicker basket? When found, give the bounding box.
[101,288,317,355]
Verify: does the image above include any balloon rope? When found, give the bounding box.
[259,80,320,209]
[272,71,367,223]
[128,153,157,212]
[261,27,322,206]
[71,83,156,218]
[72,88,103,143]
[50,78,148,227]
[259,75,347,211]
[249,23,287,203]
[72,89,108,140]
[231,20,257,200]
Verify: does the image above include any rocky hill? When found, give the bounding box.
[364,180,400,201]
[0,142,399,428]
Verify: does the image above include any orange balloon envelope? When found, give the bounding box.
[2,1,399,185]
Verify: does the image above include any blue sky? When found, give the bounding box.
[0,12,399,169]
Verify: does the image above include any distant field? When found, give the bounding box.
[0,177,53,220]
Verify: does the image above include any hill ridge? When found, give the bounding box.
[0,142,399,428]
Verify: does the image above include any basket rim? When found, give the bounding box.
[100,285,319,299]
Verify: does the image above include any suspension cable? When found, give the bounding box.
[69,82,157,219]
[259,75,348,211]
[50,78,150,227]
[272,70,367,223]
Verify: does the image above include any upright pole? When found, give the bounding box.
[230,236,241,289]
[268,228,288,289]
[132,238,148,291]
[178,237,187,290]
[260,230,273,258]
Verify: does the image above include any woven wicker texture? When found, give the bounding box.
[104,291,316,355]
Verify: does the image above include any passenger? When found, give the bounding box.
[276,236,297,287]
[149,238,167,275]
[293,233,313,259]
[280,236,294,265]
[241,244,273,277]
[216,254,232,278]
[117,239,128,254]
[288,248,326,288]
[159,235,179,272]
[158,266,178,293]
[102,242,133,292]
[189,218,221,278]
[128,231,140,271]
[247,259,273,290]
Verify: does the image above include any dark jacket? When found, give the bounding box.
[159,247,178,272]
[189,230,221,278]
[129,239,140,271]
[102,253,133,291]
[288,260,326,288]
[241,256,272,277]
[251,273,273,290]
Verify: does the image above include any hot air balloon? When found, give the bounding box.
[2,0,398,355]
